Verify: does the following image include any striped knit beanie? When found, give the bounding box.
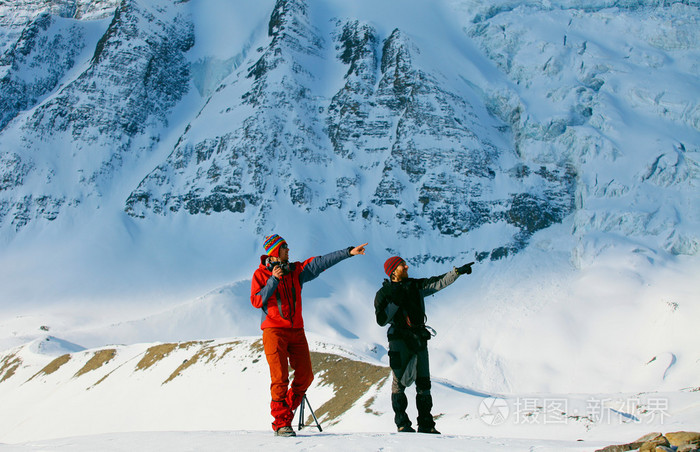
[264,234,287,257]
[384,256,405,277]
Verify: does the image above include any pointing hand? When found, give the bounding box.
[351,243,368,256]
[456,262,474,275]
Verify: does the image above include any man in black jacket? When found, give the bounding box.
[374,256,473,433]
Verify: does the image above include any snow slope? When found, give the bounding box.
[1,335,697,450]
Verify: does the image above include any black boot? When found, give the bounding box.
[416,393,439,434]
[391,392,413,432]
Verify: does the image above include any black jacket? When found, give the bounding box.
[374,269,459,339]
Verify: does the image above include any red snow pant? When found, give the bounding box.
[262,327,314,431]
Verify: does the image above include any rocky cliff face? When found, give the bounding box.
[463,0,700,260]
[122,0,577,261]
[0,12,82,131]
[0,0,193,229]
[125,0,330,221]
[1,0,698,264]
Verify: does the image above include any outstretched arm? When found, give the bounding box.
[420,269,459,297]
[420,261,475,297]
[299,243,368,284]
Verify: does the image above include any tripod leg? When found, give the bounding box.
[304,395,323,432]
[297,396,305,430]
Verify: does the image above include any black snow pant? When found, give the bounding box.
[388,337,435,431]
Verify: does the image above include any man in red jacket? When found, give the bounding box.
[251,234,368,436]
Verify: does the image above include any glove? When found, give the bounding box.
[456,262,474,275]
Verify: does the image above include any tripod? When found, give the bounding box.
[296,395,323,432]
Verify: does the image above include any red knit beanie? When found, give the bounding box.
[384,256,405,277]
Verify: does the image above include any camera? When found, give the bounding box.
[268,260,291,275]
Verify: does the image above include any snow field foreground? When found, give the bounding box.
[0,430,607,452]
[1,335,698,450]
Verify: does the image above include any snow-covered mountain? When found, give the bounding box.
[4,0,696,259]
[0,0,698,447]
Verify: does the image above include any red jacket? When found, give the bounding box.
[250,248,352,329]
